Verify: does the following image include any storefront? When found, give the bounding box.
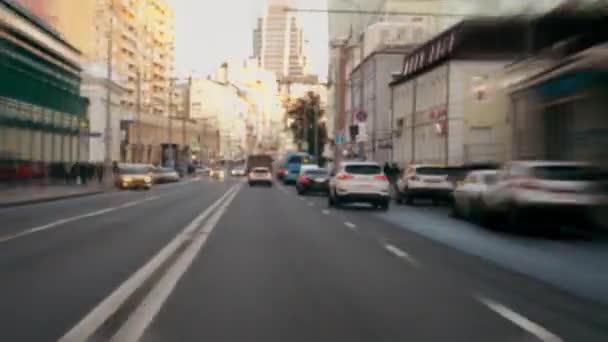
[0,0,88,180]
[511,57,608,166]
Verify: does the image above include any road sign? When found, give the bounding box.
[335,134,345,145]
[355,110,367,122]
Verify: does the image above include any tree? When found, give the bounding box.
[286,91,327,161]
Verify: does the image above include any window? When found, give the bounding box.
[532,166,602,181]
[416,167,447,176]
[345,164,382,175]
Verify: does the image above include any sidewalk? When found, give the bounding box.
[0,183,106,208]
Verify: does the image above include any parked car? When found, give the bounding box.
[281,152,315,185]
[481,161,608,230]
[248,166,272,187]
[195,166,211,176]
[115,163,154,190]
[230,167,246,177]
[328,161,390,210]
[452,170,500,222]
[210,167,225,180]
[153,167,180,184]
[396,165,454,205]
[296,168,330,195]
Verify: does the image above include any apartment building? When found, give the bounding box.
[31,0,175,117]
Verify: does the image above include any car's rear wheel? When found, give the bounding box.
[378,200,389,211]
[404,193,414,205]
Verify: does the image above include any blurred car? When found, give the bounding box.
[230,167,246,177]
[115,163,153,190]
[248,166,272,186]
[328,161,390,210]
[280,152,315,185]
[396,164,454,205]
[452,170,500,222]
[196,166,211,176]
[210,168,225,180]
[296,168,330,195]
[153,167,180,184]
[482,161,608,229]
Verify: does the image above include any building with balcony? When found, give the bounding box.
[28,0,175,118]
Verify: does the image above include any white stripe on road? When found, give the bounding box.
[344,222,356,230]
[0,196,161,244]
[307,202,314,207]
[322,209,330,215]
[58,184,241,342]
[384,244,420,267]
[110,186,240,342]
[476,295,563,342]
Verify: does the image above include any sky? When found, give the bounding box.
[170,0,329,80]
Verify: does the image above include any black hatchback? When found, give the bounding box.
[296,168,330,195]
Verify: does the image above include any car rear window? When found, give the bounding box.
[120,166,148,175]
[416,167,447,176]
[533,166,602,181]
[305,169,328,176]
[287,155,315,164]
[345,165,381,175]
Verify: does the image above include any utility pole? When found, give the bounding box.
[182,77,191,151]
[167,77,174,167]
[136,69,142,162]
[104,0,114,181]
[313,98,319,164]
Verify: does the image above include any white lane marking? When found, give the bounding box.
[344,222,357,230]
[384,244,420,267]
[119,196,161,209]
[476,295,564,342]
[322,209,330,215]
[0,196,162,243]
[58,184,240,342]
[307,202,314,206]
[111,186,240,342]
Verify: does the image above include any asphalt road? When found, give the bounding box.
[0,177,606,341]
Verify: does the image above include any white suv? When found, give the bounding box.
[396,164,454,205]
[328,161,391,210]
[482,161,607,229]
[248,167,273,187]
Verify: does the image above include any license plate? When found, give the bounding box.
[315,178,326,183]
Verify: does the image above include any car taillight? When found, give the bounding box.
[374,174,388,181]
[337,173,354,180]
[516,179,542,191]
[299,175,311,183]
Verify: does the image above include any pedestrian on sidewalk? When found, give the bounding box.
[96,163,104,184]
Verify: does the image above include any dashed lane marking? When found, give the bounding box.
[384,244,420,267]
[475,295,563,342]
[322,209,330,215]
[344,222,357,230]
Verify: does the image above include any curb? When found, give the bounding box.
[0,190,105,209]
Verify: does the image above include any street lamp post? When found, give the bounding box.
[104,0,115,184]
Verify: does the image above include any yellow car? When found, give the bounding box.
[115,164,154,190]
[210,168,225,180]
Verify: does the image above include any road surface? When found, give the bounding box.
[0,177,606,341]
